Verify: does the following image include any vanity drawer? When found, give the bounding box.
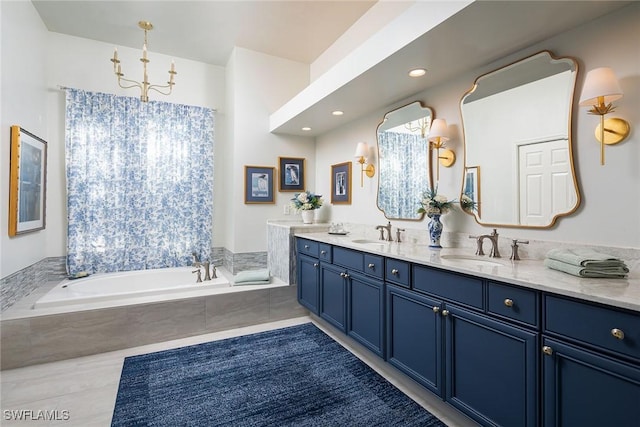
[333,246,363,271]
[318,244,332,263]
[385,258,410,287]
[297,238,319,257]
[363,254,384,279]
[545,295,640,361]
[413,265,483,309]
[487,281,539,328]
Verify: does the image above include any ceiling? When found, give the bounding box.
[31,0,376,66]
[269,0,633,136]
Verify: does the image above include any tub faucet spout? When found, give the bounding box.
[203,261,211,281]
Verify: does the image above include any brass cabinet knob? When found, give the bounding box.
[432,306,440,313]
[368,263,375,269]
[321,250,327,255]
[542,346,553,356]
[304,244,310,249]
[391,268,399,275]
[442,309,450,316]
[340,272,346,278]
[611,328,625,340]
[504,298,514,307]
[313,263,319,268]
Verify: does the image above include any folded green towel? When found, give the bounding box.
[232,280,271,286]
[546,248,627,268]
[234,269,270,284]
[544,258,629,278]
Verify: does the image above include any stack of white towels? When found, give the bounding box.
[544,248,629,278]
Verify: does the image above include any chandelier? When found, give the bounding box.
[110,21,176,102]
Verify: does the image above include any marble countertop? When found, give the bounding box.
[295,231,640,313]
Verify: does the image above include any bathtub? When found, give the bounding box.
[34,267,231,309]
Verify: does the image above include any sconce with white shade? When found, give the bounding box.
[428,118,455,180]
[354,142,375,187]
[579,67,630,165]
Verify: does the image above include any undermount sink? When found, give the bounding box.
[440,254,504,267]
[351,239,389,246]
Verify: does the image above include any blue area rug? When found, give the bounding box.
[111,322,446,426]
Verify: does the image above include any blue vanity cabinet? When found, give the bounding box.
[541,337,640,427]
[412,265,540,427]
[319,263,348,332]
[444,304,539,427]
[347,270,385,358]
[542,295,640,426]
[297,253,320,314]
[386,284,444,396]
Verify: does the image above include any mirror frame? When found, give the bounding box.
[459,50,581,229]
[376,101,435,221]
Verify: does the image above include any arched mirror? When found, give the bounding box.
[460,51,580,228]
[377,101,433,220]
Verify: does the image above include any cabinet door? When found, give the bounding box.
[445,305,538,427]
[297,254,319,314]
[386,284,443,396]
[542,337,640,427]
[319,263,347,332]
[347,271,384,358]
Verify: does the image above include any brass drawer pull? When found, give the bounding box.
[504,298,514,307]
[432,306,440,313]
[340,272,349,279]
[611,328,625,340]
[391,268,399,275]
[442,309,450,317]
[304,244,310,249]
[368,263,375,269]
[321,250,327,255]
[543,346,553,356]
[313,263,319,268]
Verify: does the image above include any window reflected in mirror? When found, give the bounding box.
[377,102,433,220]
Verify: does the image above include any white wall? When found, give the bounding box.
[317,4,640,249]
[225,47,313,253]
[0,0,49,278]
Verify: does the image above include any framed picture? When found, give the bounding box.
[463,166,480,217]
[278,157,305,192]
[8,126,48,236]
[245,165,275,204]
[331,162,351,204]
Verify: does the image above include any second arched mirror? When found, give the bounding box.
[460,51,580,228]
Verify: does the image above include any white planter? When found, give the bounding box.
[301,210,314,224]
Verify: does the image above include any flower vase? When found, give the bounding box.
[301,210,314,224]
[428,214,443,248]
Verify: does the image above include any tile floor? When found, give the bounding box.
[1,316,478,426]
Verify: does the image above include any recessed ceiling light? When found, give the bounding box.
[301,127,311,131]
[409,68,427,77]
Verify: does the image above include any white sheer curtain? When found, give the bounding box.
[65,89,214,274]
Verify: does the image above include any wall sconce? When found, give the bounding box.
[354,142,375,187]
[579,67,630,165]
[428,118,455,180]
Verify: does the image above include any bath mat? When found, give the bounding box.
[111,323,446,426]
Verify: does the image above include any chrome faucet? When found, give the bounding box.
[192,267,202,283]
[375,221,393,241]
[396,228,405,243]
[471,228,501,258]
